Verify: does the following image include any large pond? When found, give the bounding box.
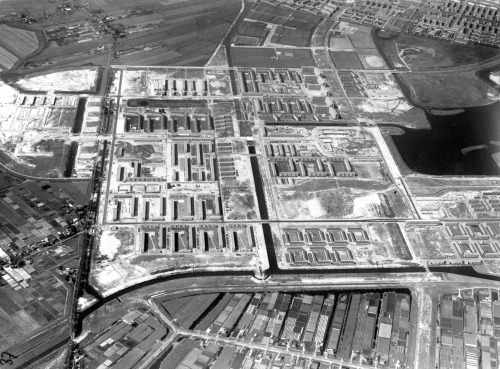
[383,101,500,176]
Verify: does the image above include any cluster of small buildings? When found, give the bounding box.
[135,224,257,253]
[160,335,339,369]
[192,291,410,368]
[291,292,412,367]
[78,310,168,369]
[270,0,342,16]
[468,193,500,217]
[439,288,500,369]
[339,0,416,31]
[0,185,86,263]
[1,263,38,289]
[445,223,500,259]
[409,0,500,46]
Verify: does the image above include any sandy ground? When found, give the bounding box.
[17,68,98,92]
[99,230,121,260]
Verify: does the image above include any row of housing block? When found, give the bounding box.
[138,224,256,253]
[149,78,209,97]
[124,113,213,134]
[112,194,222,222]
[269,157,355,179]
[446,223,500,259]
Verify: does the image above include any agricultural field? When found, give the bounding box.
[234,21,270,46]
[0,180,88,255]
[330,51,364,69]
[0,262,69,350]
[0,24,40,70]
[231,47,315,68]
[0,170,24,190]
[328,22,387,71]
[0,181,85,351]
[0,0,241,70]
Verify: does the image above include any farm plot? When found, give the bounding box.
[247,2,291,24]
[357,49,388,69]
[348,33,376,49]
[112,0,241,66]
[231,47,277,67]
[330,51,364,69]
[329,37,354,50]
[0,24,40,70]
[0,266,69,350]
[236,20,270,45]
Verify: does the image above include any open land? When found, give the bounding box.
[0,0,499,368]
[0,0,242,70]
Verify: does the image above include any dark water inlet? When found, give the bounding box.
[381,101,500,176]
[72,97,87,134]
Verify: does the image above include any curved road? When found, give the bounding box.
[0,161,90,183]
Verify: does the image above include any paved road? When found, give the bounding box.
[102,71,123,224]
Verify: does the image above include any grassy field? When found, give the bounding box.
[399,71,499,108]
[232,47,314,68]
[405,226,455,259]
[330,51,364,69]
[0,169,24,190]
[374,31,500,70]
